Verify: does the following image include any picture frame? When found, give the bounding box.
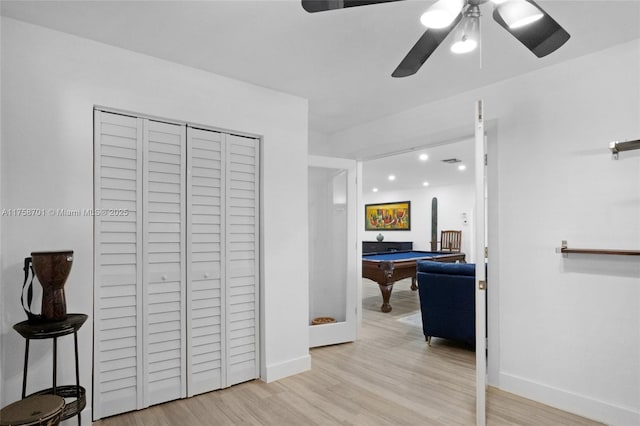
[365,201,411,231]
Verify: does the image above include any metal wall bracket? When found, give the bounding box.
[609,139,640,160]
[555,240,569,257]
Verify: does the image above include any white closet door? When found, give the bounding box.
[186,127,226,396]
[93,111,144,418]
[225,134,260,386]
[95,111,261,418]
[142,120,187,406]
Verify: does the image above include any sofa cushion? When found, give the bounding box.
[416,260,475,276]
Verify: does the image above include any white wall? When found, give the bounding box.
[328,40,640,425]
[309,129,329,153]
[362,184,475,262]
[0,17,310,420]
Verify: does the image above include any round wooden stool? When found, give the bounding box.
[0,395,65,426]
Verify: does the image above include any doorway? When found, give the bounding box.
[360,135,484,422]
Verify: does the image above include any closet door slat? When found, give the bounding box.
[143,120,187,407]
[186,127,226,396]
[94,111,144,419]
[225,134,260,386]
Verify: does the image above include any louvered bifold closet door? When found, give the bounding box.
[94,111,144,419]
[142,120,187,406]
[186,127,226,396]
[95,112,260,418]
[225,134,260,386]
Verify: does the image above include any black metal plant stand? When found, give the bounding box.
[13,313,87,425]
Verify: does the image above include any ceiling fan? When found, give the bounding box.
[301,0,570,77]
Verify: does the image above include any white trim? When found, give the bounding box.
[93,105,261,140]
[92,109,102,419]
[263,355,311,383]
[356,161,363,331]
[78,407,93,424]
[499,372,640,426]
[308,154,355,170]
[252,137,261,384]
[485,121,501,388]
[474,100,487,426]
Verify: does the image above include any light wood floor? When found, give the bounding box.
[94,279,602,426]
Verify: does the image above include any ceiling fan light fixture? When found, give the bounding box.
[450,13,479,54]
[497,0,544,29]
[451,34,478,54]
[420,0,464,29]
[305,0,570,77]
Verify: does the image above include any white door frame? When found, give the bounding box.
[475,100,488,426]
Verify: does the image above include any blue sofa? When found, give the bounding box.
[417,261,476,346]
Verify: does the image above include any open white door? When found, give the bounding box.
[475,100,488,425]
[308,155,358,347]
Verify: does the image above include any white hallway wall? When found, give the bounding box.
[325,40,640,425]
[0,17,310,420]
[362,184,475,262]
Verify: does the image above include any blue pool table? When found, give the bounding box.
[362,250,466,313]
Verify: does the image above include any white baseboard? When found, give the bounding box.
[60,407,92,425]
[263,354,311,383]
[500,372,640,426]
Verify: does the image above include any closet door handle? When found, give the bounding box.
[204,272,210,278]
[161,275,167,281]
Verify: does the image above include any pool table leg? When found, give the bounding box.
[378,284,393,313]
[411,276,418,291]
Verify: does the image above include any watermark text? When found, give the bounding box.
[1,208,130,217]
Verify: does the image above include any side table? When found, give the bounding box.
[13,313,88,425]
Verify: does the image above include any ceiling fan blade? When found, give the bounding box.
[302,0,405,13]
[392,13,463,78]
[492,0,570,58]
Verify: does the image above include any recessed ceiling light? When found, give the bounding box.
[372,187,379,192]
[423,181,430,187]
[458,164,467,171]
[419,154,429,161]
[388,174,396,181]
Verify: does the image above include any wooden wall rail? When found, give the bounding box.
[556,241,640,256]
[609,139,640,159]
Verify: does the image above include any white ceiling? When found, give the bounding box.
[362,137,475,193]
[2,0,639,137]
[1,0,638,188]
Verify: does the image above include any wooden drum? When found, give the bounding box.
[0,395,65,426]
[31,250,74,322]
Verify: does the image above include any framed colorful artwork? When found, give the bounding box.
[365,201,411,231]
